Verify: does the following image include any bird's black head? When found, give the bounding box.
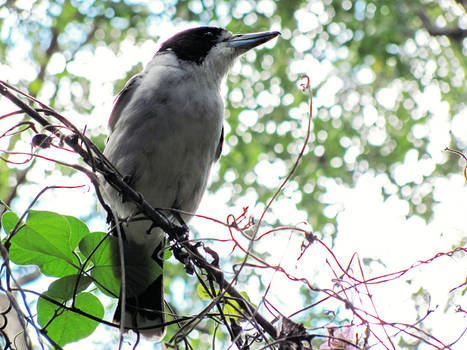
[156,26,279,81]
[158,27,229,64]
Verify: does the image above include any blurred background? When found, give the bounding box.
[0,0,466,349]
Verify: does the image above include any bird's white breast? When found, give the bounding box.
[102,52,224,245]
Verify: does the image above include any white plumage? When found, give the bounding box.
[101,26,279,340]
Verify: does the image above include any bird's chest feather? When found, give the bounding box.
[105,72,224,216]
[141,80,223,171]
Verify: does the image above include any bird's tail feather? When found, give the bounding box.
[114,240,166,340]
[114,275,165,340]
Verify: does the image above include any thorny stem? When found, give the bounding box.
[0,80,281,343]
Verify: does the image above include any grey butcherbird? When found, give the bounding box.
[102,26,280,340]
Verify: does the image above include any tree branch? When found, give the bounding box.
[417,9,467,40]
[0,81,283,344]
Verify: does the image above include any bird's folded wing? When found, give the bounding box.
[109,74,143,131]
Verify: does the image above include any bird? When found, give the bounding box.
[101,26,280,340]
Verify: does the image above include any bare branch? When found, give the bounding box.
[0,80,282,345]
[2,77,464,349]
[417,9,467,40]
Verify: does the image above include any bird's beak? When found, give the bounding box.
[227,31,281,51]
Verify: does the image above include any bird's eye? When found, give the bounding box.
[204,32,214,38]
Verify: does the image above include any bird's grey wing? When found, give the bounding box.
[108,74,143,131]
[215,126,224,161]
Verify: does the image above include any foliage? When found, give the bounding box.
[1,0,466,229]
[1,209,167,346]
[2,210,104,346]
[0,0,466,349]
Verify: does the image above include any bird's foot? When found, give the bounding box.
[118,173,137,203]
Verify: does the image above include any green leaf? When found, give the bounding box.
[79,232,120,297]
[47,275,93,302]
[224,293,245,318]
[223,292,256,318]
[5,211,82,277]
[197,284,254,318]
[240,291,252,303]
[63,215,90,250]
[79,232,162,298]
[197,283,214,299]
[26,211,82,253]
[1,211,21,234]
[38,292,104,347]
[223,303,239,318]
[164,248,173,260]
